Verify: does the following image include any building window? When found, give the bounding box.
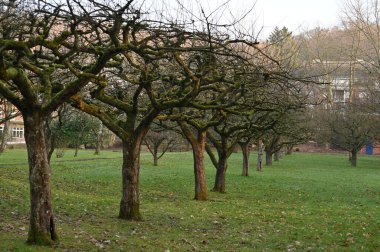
[0,126,3,133]
[12,127,24,139]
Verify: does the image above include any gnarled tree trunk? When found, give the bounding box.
[179,122,208,201]
[24,113,58,245]
[153,152,158,166]
[0,101,11,154]
[257,139,263,171]
[94,123,104,155]
[192,130,208,200]
[119,132,147,220]
[212,153,228,192]
[265,150,273,166]
[239,142,250,176]
[350,150,358,167]
[74,145,79,157]
[0,118,9,153]
[150,144,159,166]
[45,118,53,163]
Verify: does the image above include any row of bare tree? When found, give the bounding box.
[2,0,379,246]
[0,0,310,245]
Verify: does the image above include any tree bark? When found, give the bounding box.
[274,150,280,161]
[152,144,159,166]
[0,101,10,154]
[94,123,103,155]
[179,122,208,201]
[74,145,79,157]
[94,144,100,155]
[0,118,9,153]
[47,146,55,163]
[265,150,273,166]
[212,154,228,193]
[257,140,263,171]
[350,150,357,167]
[192,130,208,200]
[119,135,146,220]
[74,129,85,157]
[24,113,58,245]
[239,142,250,176]
[45,118,53,163]
[153,153,158,166]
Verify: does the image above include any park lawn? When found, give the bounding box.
[0,149,379,251]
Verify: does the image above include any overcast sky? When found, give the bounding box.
[254,0,341,37]
[143,0,343,39]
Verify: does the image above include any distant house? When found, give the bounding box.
[0,102,25,145]
[314,60,380,155]
[313,59,378,106]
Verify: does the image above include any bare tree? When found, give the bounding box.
[324,107,379,166]
[0,98,18,153]
[206,114,256,192]
[71,24,244,214]
[342,0,380,77]
[0,0,142,245]
[144,123,176,166]
[263,110,311,166]
[71,0,268,208]
[341,0,380,115]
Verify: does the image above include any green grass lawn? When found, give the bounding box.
[0,149,379,251]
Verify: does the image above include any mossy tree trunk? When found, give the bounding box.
[350,150,358,167]
[239,141,250,176]
[192,130,208,200]
[94,123,104,155]
[146,142,159,166]
[265,150,273,166]
[0,2,136,245]
[24,112,58,245]
[264,134,280,166]
[179,122,208,200]
[212,152,228,192]
[71,87,160,221]
[45,117,54,163]
[206,134,236,193]
[119,141,141,220]
[256,139,263,171]
[153,152,158,166]
[119,130,148,220]
[0,101,11,153]
[0,117,9,153]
